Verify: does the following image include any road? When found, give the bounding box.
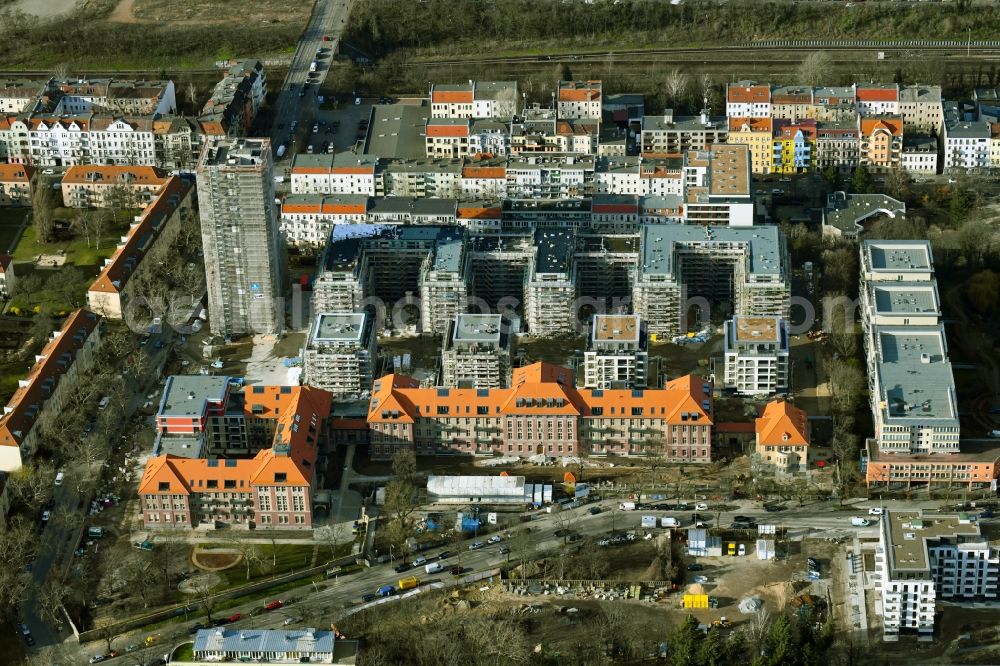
[71,493,988,663]
[267,0,355,167]
[19,327,175,652]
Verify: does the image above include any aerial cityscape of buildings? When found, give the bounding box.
[2,9,1000,663]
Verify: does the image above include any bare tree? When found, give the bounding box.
[700,73,717,113]
[883,167,911,201]
[51,62,70,81]
[663,68,690,111]
[186,81,199,109]
[796,51,833,87]
[222,532,264,581]
[0,518,35,621]
[7,460,55,510]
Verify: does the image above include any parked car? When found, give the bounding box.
[264,600,282,611]
[394,563,411,573]
[868,507,884,516]
[469,541,485,550]
[695,503,708,511]
[487,535,502,544]
[686,563,704,571]
[693,575,709,584]
[738,543,747,556]
[411,556,427,567]
[449,566,463,575]
[89,657,106,664]
[437,551,452,560]
[499,545,510,554]
[226,613,242,623]
[361,593,376,603]
[589,506,602,515]
[733,515,752,523]
[283,616,301,626]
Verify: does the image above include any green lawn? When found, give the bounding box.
[171,643,195,662]
[10,208,136,266]
[0,207,28,254]
[197,543,320,587]
[7,263,94,316]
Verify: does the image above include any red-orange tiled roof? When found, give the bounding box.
[88,176,191,295]
[727,85,770,104]
[755,400,809,446]
[860,117,903,137]
[432,90,473,104]
[0,309,101,450]
[857,87,898,102]
[0,163,33,182]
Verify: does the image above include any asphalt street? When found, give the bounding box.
[19,327,174,652]
[267,0,355,168]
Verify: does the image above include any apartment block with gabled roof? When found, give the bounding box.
[0,309,104,471]
[367,361,714,462]
[558,80,603,120]
[139,380,332,530]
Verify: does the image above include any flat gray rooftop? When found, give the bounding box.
[875,325,958,424]
[864,240,932,272]
[872,283,940,316]
[367,196,457,217]
[825,193,906,235]
[641,224,785,277]
[159,376,230,417]
[453,314,503,343]
[534,228,575,274]
[155,433,204,459]
[431,231,464,272]
[364,102,430,159]
[311,313,367,343]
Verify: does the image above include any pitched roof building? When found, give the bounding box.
[139,381,332,530]
[755,400,809,473]
[0,309,104,471]
[367,361,714,461]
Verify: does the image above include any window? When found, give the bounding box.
[158,482,170,491]
[275,473,287,483]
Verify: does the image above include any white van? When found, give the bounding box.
[850,516,870,527]
[54,471,64,486]
[424,562,443,574]
[98,396,110,410]
[619,501,636,511]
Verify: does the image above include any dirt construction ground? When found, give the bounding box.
[108,0,312,26]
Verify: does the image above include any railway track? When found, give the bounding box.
[404,41,1000,67]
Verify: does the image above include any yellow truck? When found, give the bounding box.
[398,576,419,590]
[727,542,736,556]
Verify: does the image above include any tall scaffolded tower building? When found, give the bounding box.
[197,137,285,336]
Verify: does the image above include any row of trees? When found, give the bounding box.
[347,0,992,57]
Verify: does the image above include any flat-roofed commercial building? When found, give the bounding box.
[583,314,648,390]
[303,313,376,399]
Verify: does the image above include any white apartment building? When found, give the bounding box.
[722,316,789,395]
[726,82,772,118]
[583,314,649,390]
[302,313,376,399]
[943,119,991,170]
[440,314,511,389]
[875,511,998,641]
[0,80,41,114]
[856,84,900,116]
[290,154,378,195]
[430,81,518,120]
[860,241,960,455]
[279,194,368,246]
[901,136,939,175]
[557,81,602,120]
